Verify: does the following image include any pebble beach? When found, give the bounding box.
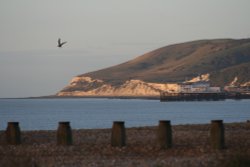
[0,122,250,167]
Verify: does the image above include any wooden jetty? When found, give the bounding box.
[160,92,250,101]
[226,92,250,99]
[160,92,226,101]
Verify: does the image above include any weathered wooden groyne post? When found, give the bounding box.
[210,120,225,149]
[158,120,172,149]
[6,122,21,145]
[57,122,73,145]
[111,121,126,147]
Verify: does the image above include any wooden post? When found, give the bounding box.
[158,120,172,149]
[57,122,72,145]
[6,122,21,145]
[111,121,126,147]
[210,120,225,149]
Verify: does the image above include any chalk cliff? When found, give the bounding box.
[57,76,179,97]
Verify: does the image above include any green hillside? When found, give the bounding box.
[81,38,250,86]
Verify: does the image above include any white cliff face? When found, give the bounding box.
[229,77,238,86]
[110,80,178,96]
[185,74,210,83]
[69,76,103,86]
[57,77,179,97]
[241,81,250,86]
[227,76,250,86]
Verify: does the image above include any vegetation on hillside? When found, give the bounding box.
[81,38,250,86]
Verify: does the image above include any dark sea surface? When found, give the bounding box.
[0,98,249,130]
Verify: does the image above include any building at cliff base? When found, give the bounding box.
[178,81,221,93]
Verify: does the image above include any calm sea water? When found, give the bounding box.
[0,98,249,130]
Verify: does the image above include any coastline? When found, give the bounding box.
[0,95,160,100]
[1,122,250,167]
[1,94,250,101]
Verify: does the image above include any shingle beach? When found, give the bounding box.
[0,122,250,167]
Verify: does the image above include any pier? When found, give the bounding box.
[160,92,250,101]
[160,92,226,101]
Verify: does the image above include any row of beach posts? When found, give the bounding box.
[3,120,227,150]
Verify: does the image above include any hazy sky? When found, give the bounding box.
[1,0,250,97]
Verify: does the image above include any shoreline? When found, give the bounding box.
[1,94,250,100]
[1,122,250,167]
[0,95,160,100]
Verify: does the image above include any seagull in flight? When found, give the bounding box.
[57,38,67,48]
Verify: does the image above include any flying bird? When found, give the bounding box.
[57,38,67,48]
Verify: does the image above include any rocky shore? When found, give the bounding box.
[0,122,250,167]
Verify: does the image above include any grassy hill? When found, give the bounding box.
[80,38,250,86]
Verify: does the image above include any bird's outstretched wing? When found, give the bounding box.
[61,41,67,46]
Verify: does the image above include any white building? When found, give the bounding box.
[178,81,221,93]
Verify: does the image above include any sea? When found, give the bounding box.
[0,98,249,130]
